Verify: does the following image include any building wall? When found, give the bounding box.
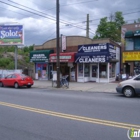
[121,23,140,75]
[34,36,120,52]
[121,23,140,50]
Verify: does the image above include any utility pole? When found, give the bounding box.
[56,0,60,88]
[15,45,17,69]
[86,14,89,38]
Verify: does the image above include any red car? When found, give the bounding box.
[0,73,34,88]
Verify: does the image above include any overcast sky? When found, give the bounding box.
[0,0,139,46]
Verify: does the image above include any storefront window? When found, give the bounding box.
[125,38,134,50]
[78,63,83,77]
[36,63,48,79]
[134,37,140,50]
[84,64,90,77]
[109,63,115,78]
[134,62,140,75]
[71,66,76,81]
[99,63,107,78]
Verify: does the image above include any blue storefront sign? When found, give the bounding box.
[108,43,116,59]
[78,43,108,53]
[75,53,109,63]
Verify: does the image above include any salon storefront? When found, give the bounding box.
[30,50,54,80]
[49,52,76,81]
[75,43,119,83]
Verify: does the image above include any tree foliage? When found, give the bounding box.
[0,45,34,69]
[93,11,125,42]
[134,18,140,23]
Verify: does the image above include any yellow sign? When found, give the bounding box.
[123,51,140,63]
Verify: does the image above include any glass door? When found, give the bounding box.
[90,64,97,81]
[49,65,53,80]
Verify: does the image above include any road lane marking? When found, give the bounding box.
[0,101,139,130]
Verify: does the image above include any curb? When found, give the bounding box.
[32,86,116,93]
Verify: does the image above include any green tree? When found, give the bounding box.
[7,46,15,52]
[94,11,125,42]
[0,45,34,70]
[6,61,15,69]
[134,18,140,23]
[29,45,34,51]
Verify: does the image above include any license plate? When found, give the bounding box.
[28,83,31,85]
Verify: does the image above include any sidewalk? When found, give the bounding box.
[33,80,119,93]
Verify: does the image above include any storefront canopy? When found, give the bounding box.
[125,31,134,38]
[30,50,54,62]
[50,52,76,62]
[75,53,110,63]
[134,30,140,36]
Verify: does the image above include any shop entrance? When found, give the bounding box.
[125,63,130,75]
[52,63,69,81]
[90,64,97,81]
[60,64,70,81]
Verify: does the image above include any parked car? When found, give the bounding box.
[0,73,34,88]
[116,74,140,97]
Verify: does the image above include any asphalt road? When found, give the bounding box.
[0,87,140,140]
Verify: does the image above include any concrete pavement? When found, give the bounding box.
[33,80,119,93]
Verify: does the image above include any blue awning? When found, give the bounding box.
[75,53,110,63]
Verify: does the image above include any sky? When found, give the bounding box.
[0,0,139,46]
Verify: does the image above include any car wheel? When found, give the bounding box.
[27,85,31,88]
[0,82,3,87]
[123,87,135,97]
[14,82,19,89]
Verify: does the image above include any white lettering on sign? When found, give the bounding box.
[109,48,116,53]
[79,57,106,63]
[31,54,48,61]
[0,30,18,38]
[50,56,71,59]
[79,45,107,52]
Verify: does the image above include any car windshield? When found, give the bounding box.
[19,74,28,78]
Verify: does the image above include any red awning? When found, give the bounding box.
[49,52,76,62]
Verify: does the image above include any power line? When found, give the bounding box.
[4,0,140,30]
[0,6,29,17]
[71,10,140,26]
[1,0,140,39]
[33,0,99,11]
[8,0,57,20]
[60,0,98,6]
[1,1,89,32]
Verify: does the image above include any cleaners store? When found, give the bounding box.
[30,50,54,80]
[75,43,119,83]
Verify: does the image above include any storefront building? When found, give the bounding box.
[30,50,54,80]
[75,43,120,83]
[32,36,121,82]
[121,23,140,76]
[49,52,76,81]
